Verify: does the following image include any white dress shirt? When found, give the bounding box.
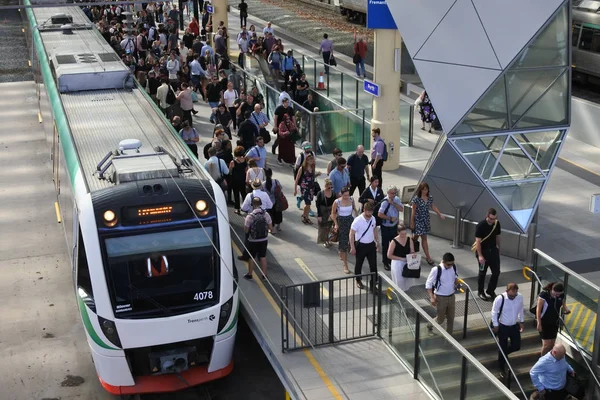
[491,293,524,327]
[425,264,457,296]
[241,189,273,212]
[350,214,376,244]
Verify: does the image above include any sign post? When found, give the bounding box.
[363,80,380,97]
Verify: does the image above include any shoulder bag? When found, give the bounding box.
[471,220,498,253]
[274,180,289,212]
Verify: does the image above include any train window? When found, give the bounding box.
[77,230,94,298]
[573,25,582,47]
[579,27,600,53]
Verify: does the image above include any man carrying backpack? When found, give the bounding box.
[370,127,386,188]
[425,253,458,335]
[243,197,272,281]
[491,283,524,378]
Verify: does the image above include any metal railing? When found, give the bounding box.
[457,279,527,399]
[280,273,379,352]
[529,249,600,355]
[523,266,600,391]
[378,274,520,400]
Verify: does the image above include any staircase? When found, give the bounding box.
[390,309,594,399]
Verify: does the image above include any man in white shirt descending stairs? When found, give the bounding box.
[491,282,525,378]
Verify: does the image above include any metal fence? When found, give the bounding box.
[280,273,380,352]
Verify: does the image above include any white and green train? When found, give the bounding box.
[25,3,238,395]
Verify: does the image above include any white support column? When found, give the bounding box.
[212,0,229,55]
[371,29,402,171]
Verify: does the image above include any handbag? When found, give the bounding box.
[252,113,271,144]
[328,225,339,243]
[402,264,421,278]
[353,53,361,64]
[412,237,420,253]
[402,254,421,278]
[274,180,289,212]
[471,220,498,253]
[215,159,227,191]
[329,54,337,67]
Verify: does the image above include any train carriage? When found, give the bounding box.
[24,3,238,395]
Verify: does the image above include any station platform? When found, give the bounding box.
[221,9,600,281]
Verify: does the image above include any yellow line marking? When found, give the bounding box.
[22,28,25,33]
[54,202,62,223]
[28,60,31,67]
[565,302,579,324]
[559,156,600,178]
[37,111,42,123]
[583,315,597,347]
[576,308,592,340]
[303,349,343,400]
[231,243,342,399]
[285,392,291,400]
[294,258,329,298]
[571,304,585,329]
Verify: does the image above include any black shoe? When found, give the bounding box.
[262,275,268,281]
[369,284,379,293]
[427,324,434,334]
[478,292,489,301]
[356,281,365,290]
[384,264,391,271]
[244,273,252,280]
[238,255,249,261]
[192,110,198,115]
[487,291,497,299]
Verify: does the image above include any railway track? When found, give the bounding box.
[123,384,216,400]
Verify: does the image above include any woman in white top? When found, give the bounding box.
[387,224,417,290]
[330,186,356,274]
[166,53,180,83]
[245,159,264,192]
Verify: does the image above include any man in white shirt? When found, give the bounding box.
[204,147,229,183]
[425,253,458,335]
[156,78,171,116]
[120,35,136,54]
[241,178,273,213]
[263,21,274,36]
[491,283,524,374]
[350,202,379,291]
[237,31,249,68]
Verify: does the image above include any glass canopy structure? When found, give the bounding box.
[388,0,570,232]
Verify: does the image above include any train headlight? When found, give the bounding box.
[195,200,209,216]
[98,316,122,348]
[217,297,235,333]
[103,210,118,227]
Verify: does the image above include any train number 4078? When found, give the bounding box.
[193,291,214,301]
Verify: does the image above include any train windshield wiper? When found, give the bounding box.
[128,284,171,316]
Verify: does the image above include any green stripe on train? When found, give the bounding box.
[24,0,80,188]
[77,296,119,351]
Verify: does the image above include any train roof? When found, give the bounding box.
[60,88,203,193]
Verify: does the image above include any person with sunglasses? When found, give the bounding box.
[535,282,571,356]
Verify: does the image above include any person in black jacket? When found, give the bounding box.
[359,176,385,226]
[238,111,259,151]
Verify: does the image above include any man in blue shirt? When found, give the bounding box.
[328,157,350,197]
[246,136,267,168]
[377,185,404,270]
[530,343,575,400]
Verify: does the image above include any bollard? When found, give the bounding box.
[452,207,462,249]
[525,222,537,267]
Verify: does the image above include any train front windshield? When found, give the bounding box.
[104,227,219,318]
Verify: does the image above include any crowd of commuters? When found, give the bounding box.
[84,5,583,397]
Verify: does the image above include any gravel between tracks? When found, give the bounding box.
[0,2,32,83]
[232,0,374,66]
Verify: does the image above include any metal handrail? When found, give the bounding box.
[385,287,444,399]
[457,279,528,400]
[523,266,600,390]
[533,249,600,291]
[378,273,520,399]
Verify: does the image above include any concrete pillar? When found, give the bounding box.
[371,29,402,170]
[211,0,229,56]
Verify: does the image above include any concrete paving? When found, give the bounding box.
[0,82,109,400]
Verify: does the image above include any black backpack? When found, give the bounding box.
[166,87,176,105]
[249,211,269,240]
[141,34,148,50]
[435,265,457,290]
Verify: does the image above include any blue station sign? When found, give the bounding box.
[363,80,380,97]
[206,5,214,13]
[367,0,397,30]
